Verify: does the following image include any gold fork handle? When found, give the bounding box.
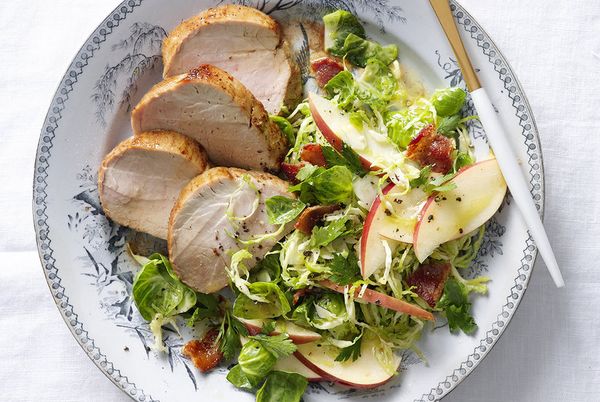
[429,0,481,91]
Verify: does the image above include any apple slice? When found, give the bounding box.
[360,184,428,277]
[294,335,401,388]
[360,184,427,278]
[309,92,401,171]
[359,228,399,279]
[237,318,321,344]
[275,353,324,382]
[413,158,507,262]
[320,280,434,321]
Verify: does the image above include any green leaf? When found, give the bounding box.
[186,293,221,327]
[295,164,322,182]
[321,144,368,177]
[356,59,397,110]
[454,152,474,171]
[341,33,398,68]
[249,333,297,359]
[238,339,277,380]
[265,196,306,225]
[431,87,467,117]
[437,114,462,137]
[256,371,308,402]
[226,364,257,390]
[290,165,354,205]
[132,254,196,321]
[423,172,457,195]
[323,10,366,56]
[437,278,477,334]
[233,282,291,319]
[335,333,363,362]
[309,217,348,248]
[261,320,277,335]
[328,252,361,285]
[410,167,458,195]
[219,311,249,361]
[250,251,282,283]
[323,70,356,108]
[409,166,432,189]
[386,116,413,149]
[270,115,295,145]
[311,165,354,204]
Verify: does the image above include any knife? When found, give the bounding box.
[429,0,564,287]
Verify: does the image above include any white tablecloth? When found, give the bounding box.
[1,1,598,401]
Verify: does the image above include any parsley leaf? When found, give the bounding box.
[321,144,368,177]
[423,172,457,194]
[309,217,349,248]
[261,320,276,335]
[335,333,363,362]
[328,252,361,285]
[409,166,432,189]
[218,311,249,360]
[249,333,297,359]
[436,278,477,334]
[410,166,457,195]
[437,114,462,137]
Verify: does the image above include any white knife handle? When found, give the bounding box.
[470,88,564,288]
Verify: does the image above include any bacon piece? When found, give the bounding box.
[182,328,223,373]
[406,124,454,174]
[311,57,344,88]
[293,288,309,305]
[300,144,327,167]
[406,262,452,307]
[294,204,341,234]
[280,162,306,183]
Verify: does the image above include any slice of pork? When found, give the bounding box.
[131,64,288,172]
[168,167,294,293]
[162,4,301,115]
[98,131,209,239]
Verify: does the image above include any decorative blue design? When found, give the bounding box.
[68,164,201,390]
[93,23,166,126]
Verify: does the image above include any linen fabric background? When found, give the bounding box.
[0,0,598,401]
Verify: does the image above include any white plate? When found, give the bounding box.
[33,1,543,401]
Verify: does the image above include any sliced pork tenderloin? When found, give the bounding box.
[168,167,294,293]
[98,131,209,239]
[131,64,288,172]
[162,4,301,115]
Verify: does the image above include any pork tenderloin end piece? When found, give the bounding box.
[162,4,301,114]
[98,131,209,239]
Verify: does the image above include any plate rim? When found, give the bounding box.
[31,1,543,401]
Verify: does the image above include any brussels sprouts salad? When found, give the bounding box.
[129,9,506,402]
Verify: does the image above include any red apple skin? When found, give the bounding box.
[319,280,434,321]
[308,94,378,172]
[293,352,396,389]
[360,182,395,279]
[239,320,321,345]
